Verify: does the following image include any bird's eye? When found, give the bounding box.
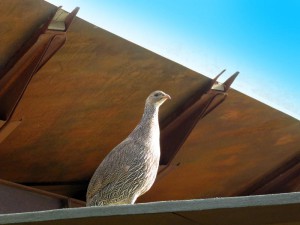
[154,93,160,97]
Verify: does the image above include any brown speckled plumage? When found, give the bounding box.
[86,90,170,206]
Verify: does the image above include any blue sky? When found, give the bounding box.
[47,0,300,120]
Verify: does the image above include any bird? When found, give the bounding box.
[86,90,171,206]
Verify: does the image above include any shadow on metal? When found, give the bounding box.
[0,179,85,214]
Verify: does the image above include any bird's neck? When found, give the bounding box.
[131,104,160,142]
[141,104,159,125]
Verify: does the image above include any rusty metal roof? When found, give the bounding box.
[0,0,300,206]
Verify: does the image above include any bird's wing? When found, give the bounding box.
[87,138,140,199]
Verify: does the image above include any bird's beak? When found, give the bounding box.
[164,94,171,100]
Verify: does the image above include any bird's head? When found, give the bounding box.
[146,90,171,107]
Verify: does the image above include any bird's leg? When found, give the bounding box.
[128,195,138,204]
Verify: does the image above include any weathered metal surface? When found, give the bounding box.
[159,72,238,166]
[139,89,300,202]
[0,1,52,73]
[237,153,300,195]
[0,0,300,205]
[0,0,209,184]
[0,5,78,145]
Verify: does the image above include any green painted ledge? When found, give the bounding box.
[0,192,300,225]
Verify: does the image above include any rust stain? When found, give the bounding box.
[220,109,240,120]
[275,135,295,146]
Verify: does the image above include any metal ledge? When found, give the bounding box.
[1,192,300,225]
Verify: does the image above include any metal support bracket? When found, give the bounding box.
[0,6,79,143]
[159,70,239,173]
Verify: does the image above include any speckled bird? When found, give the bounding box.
[86,90,171,206]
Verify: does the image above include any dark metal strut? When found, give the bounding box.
[0,7,79,143]
[159,70,239,174]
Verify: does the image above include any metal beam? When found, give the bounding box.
[236,153,300,196]
[1,192,300,224]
